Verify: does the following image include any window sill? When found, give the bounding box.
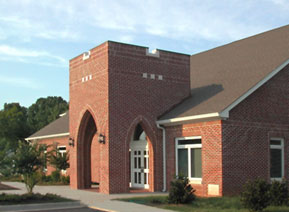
[189,179,202,184]
[271,178,283,182]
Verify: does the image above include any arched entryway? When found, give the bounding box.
[130,124,150,189]
[77,110,97,189]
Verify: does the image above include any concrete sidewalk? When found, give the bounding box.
[1,182,170,212]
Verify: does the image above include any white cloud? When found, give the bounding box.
[118,35,135,44]
[0,45,67,67]
[0,15,81,42]
[270,0,289,6]
[0,0,288,47]
[0,76,40,89]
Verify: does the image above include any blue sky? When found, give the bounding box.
[0,0,289,109]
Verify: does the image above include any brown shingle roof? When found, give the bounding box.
[160,24,289,120]
[26,112,69,140]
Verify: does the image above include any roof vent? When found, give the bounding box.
[146,48,160,57]
[83,51,91,60]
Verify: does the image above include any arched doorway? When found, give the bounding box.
[130,124,149,189]
[77,110,97,189]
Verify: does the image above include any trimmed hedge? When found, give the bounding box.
[0,193,72,205]
[241,178,289,212]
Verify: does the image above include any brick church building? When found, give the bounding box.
[27,25,289,196]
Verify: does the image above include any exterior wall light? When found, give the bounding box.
[68,137,75,147]
[99,134,105,144]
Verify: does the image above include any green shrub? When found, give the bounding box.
[60,175,70,184]
[0,175,22,182]
[41,175,52,183]
[0,192,71,205]
[269,180,288,206]
[51,171,60,182]
[241,178,270,212]
[168,175,196,204]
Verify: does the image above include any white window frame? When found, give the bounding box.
[57,146,67,174]
[175,136,202,182]
[43,150,47,172]
[270,138,284,181]
[57,146,67,157]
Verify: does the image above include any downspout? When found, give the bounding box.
[157,123,166,192]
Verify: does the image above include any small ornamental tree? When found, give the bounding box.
[13,142,46,193]
[49,146,69,173]
[168,175,196,204]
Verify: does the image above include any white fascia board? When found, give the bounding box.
[25,132,69,141]
[220,59,289,117]
[157,112,221,125]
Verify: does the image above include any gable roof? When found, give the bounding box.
[26,112,69,140]
[159,24,289,123]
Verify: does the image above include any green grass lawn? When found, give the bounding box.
[0,193,74,205]
[117,195,289,212]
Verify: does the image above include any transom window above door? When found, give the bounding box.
[175,137,202,181]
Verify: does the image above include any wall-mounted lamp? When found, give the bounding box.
[99,134,105,144]
[68,137,75,147]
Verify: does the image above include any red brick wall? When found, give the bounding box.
[166,120,223,197]
[69,41,191,193]
[107,42,191,193]
[69,42,110,193]
[91,134,100,183]
[37,136,70,176]
[222,64,289,195]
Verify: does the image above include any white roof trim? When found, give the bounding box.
[157,112,221,125]
[26,132,69,141]
[220,59,289,118]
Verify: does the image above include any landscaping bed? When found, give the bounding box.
[118,195,289,212]
[0,193,74,205]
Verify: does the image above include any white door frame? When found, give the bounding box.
[130,139,149,189]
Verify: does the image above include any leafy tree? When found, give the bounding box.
[0,138,14,177]
[49,145,69,172]
[0,103,30,150]
[27,96,68,133]
[0,103,30,177]
[13,142,46,193]
[0,97,68,178]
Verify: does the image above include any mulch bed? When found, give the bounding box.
[0,183,18,190]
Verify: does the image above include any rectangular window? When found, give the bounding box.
[176,137,202,180]
[270,138,284,180]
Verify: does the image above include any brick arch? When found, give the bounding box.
[125,115,157,192]
[76,110,97,189]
